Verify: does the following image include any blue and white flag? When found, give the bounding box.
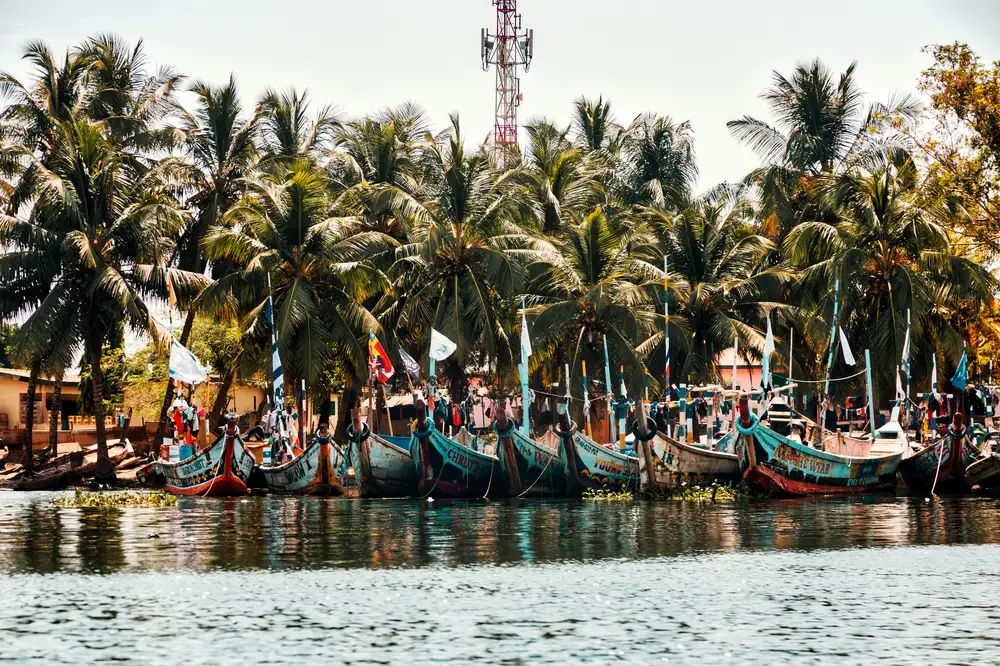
[168,340,211,386]
[521,305,532,360]
[429,328,457,362]
[952,347,968,391]
[265,290,284,407]
[839,328,856,366]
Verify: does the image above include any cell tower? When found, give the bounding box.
[481,1,534,169]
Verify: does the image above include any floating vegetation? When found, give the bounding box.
[55,489,178,508]
[583,488,635,502]
[645,482,752,502]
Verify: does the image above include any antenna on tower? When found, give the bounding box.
[481,1,533,170]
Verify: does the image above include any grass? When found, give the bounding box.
[55,488,178,508]
[583,488,635,502]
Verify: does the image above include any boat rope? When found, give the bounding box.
[481,456,496,499]
[930,437,946,496]
[772,369,867,385]
[417,446,447,500]
[200,444,223,498]
[516,446,554,498]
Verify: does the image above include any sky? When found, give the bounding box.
[2,0,999,190]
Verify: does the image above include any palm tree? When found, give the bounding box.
[258,87,339,171]
[615,113,698,211]
[784,157,996,399]
[152,76,261,437]
[523,119,601,234]
[203,160,393,423]
[527,205,658,397]
[572,95,618,154]
[639,190,797,385]
[4,116,203,479]
[390,115,544,399]
[727,59,919,240]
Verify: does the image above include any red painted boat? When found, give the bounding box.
[155,418,255,497]
[898,414,980,494]
[734,399,906,497]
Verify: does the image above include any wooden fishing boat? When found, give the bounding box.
[966,452,1000,490]
[154,419,255,496]
[558,424,639,495]
[259,433,352,496]
[636,417,740,493]
[494,410,567,497]
[12,461,75,491]
[411,400,501,498]
[353,431,419,498]
[898,414,980,494]
[733,399,905,496]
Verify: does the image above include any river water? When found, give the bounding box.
[1,492,999,664]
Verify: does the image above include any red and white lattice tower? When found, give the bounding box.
[481,1,533,169]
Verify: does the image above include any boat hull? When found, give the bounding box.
[498,430,568,497]
[559,432,639,495]
[353,435,419,498]
[411,429,500,499]
[735,415,903,497]
[156,434,254,497]
[637,434,740,493]
[966,453,1000,489]
[260,440,345,495]
[898,433,980,493]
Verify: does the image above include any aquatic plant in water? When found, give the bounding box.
[54,489,179,508]
[583,488,635,502]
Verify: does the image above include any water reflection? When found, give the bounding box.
[2,493,1000,574]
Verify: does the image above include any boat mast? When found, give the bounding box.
[820,277,840,442]
[582,360,593,438]
[663,255,671,434]
[603,335,615,443]
[520,296,531,437]
[904,308,912,433]
[864,349,876,439]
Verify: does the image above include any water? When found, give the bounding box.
[2,493,1000,665]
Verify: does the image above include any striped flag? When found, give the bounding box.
[265,288,284,407]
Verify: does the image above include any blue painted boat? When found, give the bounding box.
[411,425,502,499]
[558,429,639,495]
[899,414,980,494]
[733,402,905,496]
[352,433,419,498]
[496,424,568,497]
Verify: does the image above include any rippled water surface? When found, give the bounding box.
[2,492,1000,664]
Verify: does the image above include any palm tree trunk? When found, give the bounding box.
[23,358,40,474]
[446,360,468,404]
[89,337,115,482]
[208,364,238,430]
[48,379,62,458]
[154,306,196,442]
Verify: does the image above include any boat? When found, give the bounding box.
[966,451,1000,490]
[636,416,741,493]
[259,426,352,496]
[898,413,981,494]
[352,427,419,499]
[557,421,639,495]
[733,398,906,496]
[12,461,75,491]
[410,400,501,498]
[154,417,255,496]
[494,410,567,497]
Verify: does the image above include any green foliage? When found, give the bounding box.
[54,488,178,508]
[0,324,21,369]
[582,488,634,501]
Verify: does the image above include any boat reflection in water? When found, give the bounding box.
[4,494,1000,574]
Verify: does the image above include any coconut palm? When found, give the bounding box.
[784,157,996,399]
[258,87,339,171]
[728,59,919,240]
[203,160,394,411]
[523,119,602,234]
[527,205,659,398]
[390,115,545,400]
[638,191,797,385]
[2,116,204,479]
[572,95,618,154]
[615,113,698,211]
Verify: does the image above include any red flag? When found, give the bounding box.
[368,333,395,384]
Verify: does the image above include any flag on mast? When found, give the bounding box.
[762,313,775,387]
[264,285,284,407]
[398,346,421,381]
[168,340,211,386]
[952,346,968,391]
[839,328,856,366]
[429,329,457,362]
[368,333,395,384]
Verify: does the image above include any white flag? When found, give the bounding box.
[839,328,856,366]
[763,313,775,357]
[520,307,532,359]
[429,328,457,362]
[168,340,211,386]
[896,368,905,401]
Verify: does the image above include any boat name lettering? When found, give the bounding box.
[774,444,831,476]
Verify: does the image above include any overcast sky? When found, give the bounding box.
[2,0,999,190]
